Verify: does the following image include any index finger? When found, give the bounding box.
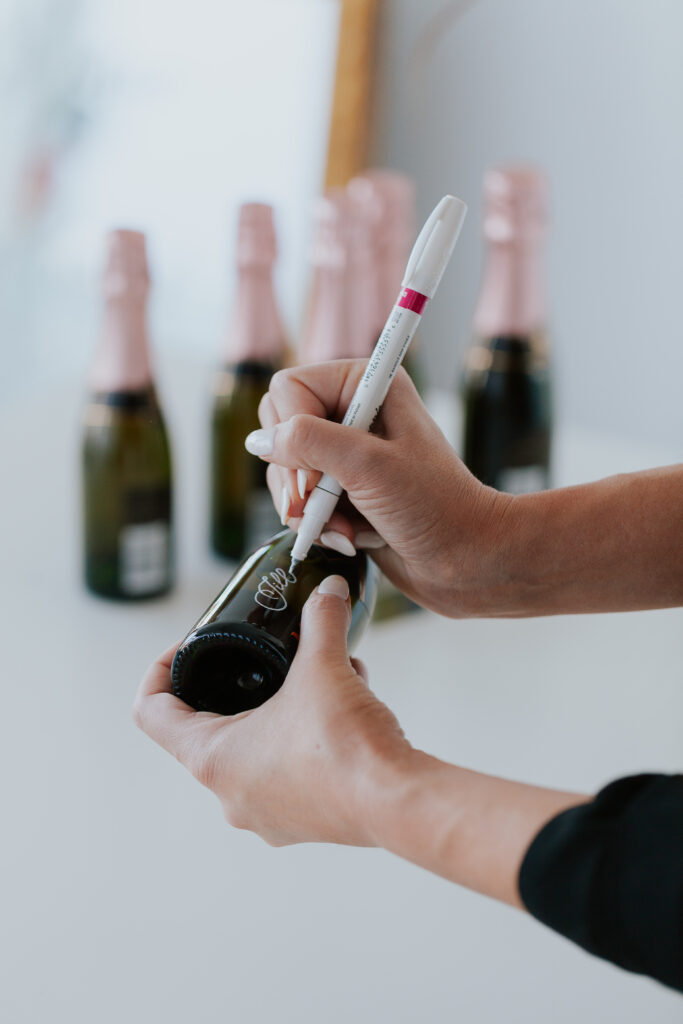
[133,644,218,760]
[259,359,368,429]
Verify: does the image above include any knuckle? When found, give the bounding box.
[131,697,146,731]
[285,414,316,458]
[269,367,294,403]
[222,795,250,832]
[186,741,220,792]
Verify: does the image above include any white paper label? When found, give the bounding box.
[119,521,170,595]
[498,466,549,495]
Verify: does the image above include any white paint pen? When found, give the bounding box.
[289,193,467,571]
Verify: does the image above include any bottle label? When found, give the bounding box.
[119,521,170,595]
[497,465,549,495]
[245,487,281,554]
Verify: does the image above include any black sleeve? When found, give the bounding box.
[518,773,683,992]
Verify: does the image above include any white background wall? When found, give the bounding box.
[372,0,683,447]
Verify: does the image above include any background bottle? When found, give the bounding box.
[82,229,173,600]
[347,169,422,391]
[462,166,552,493]
[211,203,286,560]
[346,170,420,621]
[172,530,377,715]
[300,190,377,363]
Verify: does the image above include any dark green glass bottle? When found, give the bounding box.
[210,204,285,560]
[82,230,173,600]
[462,333,552,492]
[172,530,377,715]
[462,166,552,494]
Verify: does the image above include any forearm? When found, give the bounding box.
[365,750,586,906]
[465,465,683,617]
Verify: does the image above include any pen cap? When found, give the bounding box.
[402,195,467,298]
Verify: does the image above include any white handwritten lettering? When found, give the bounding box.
[254,566,297,611]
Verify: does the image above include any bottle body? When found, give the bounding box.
[462,333,552,492]
[172,530,377,715]
[210,360,280,559]
[82,387,173,598]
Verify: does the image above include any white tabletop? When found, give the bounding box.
[1,363,681,1023]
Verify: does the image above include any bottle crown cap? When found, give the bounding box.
[104,229,149,299]
[482,165,547,243]
[236,202,277,267]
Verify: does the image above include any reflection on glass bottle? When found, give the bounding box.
[82,230,173,600]
[462,166,552,493]
[211,203,285,560]
[172,530,377,715]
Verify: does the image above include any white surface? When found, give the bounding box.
[0,364,681,1023]
[372,0,683,447]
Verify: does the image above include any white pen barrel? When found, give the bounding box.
[342,305,422,432]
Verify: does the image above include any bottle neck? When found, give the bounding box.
[300,266,349,363]
[223,266,284,366]
[474,238,546,339]
[91,296,153,392]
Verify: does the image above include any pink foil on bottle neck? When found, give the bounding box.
[349,170,416,335]
[223,202,284,364]
[90,229,154,392]
[301,190,378,363]
[474,166,548,337]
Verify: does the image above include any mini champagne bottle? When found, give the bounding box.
[172,530,377,715]
[300,191,378,363]
[82,229,173,600]
[210,203,286,560]
[347,171,421,621]
[347,169,423,392]
[462,166,552,493]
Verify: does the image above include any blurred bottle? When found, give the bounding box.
[300,191,377,363]
[172,529,377,715]
[82,229,173,600]
[347,169,423,392]
[462,166,552,493]
[211,203,286,560]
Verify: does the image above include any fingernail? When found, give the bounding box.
[280,486,289,526]
[318,575,349,600]
[355,529,386,550]
[320,531,356,557]
[244,427,274,456]
[288,516,302,531]
[297,468,307,500]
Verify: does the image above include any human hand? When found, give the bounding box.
[248,360,512,616]
[133,576,411,847]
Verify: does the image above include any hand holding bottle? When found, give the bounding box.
[248,360,511,617]
[134,577,410,847]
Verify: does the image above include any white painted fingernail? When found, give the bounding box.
[297,468,307,500]
[320,531,356,557]
[355,529,386,550]
[244,427,274,456]
[280,486,289,526]
[318,575,349,600]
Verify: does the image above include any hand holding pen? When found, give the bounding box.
[246,194,468,572]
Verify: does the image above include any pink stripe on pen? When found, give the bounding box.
[397,288,429,314]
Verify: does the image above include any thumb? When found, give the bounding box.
[296,575,352,668]
[245,415,385,494]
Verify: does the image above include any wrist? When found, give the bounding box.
[446,481,527,617]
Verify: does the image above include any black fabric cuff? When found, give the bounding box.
[518,773,683,992]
